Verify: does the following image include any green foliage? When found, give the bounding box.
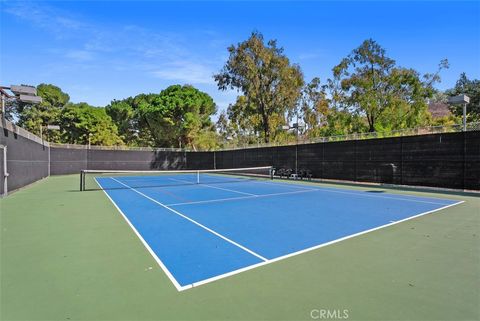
[227,96,261,136]
[15,84,122,145]
[216,106,264,148]
[105,97,154,146]
[332,39,448,132]
[193,128,220,151]
[299,78,329,138]
[214,31,304,142]
[430,115,460,126]
[59,103,123,146]
[374,68,435,131]
[2,98,17,122]
[17,84,70,141]
[446,73,480,121]
[216,111,233,141]
[106,85,218,149]
[105,99,137,142]
[37,83,70,109]
[316,108,367,137]
[215,37,455,146]
[9,36,472,150]
[136,85,217,149]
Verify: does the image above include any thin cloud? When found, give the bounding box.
[65,50,95,62]
[2,1,235,106]
[151,61,216,85]
[3,1,86,37]
[3,2,190,64]
[297,50,328,61]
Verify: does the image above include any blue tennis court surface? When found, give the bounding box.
[95,174,461,291]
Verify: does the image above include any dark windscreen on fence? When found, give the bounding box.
[50,147,187,174]
[50,147,88,175]
[185,151,214,170]
[401,132,465,189]
[0,145,4,196]
[0,121,49,194]
[464,131,480,190]
[216,131,479,190]
[88,149,186,171]
[355,137,402,185]
[2,118,479,194]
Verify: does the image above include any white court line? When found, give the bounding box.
[297,187,451,205]
[173,175,446,206]
[166,189,318,207]
[168,180,449,207]
[253,179,452,205]
[94,177,184,292]
[252,179,317,191]
[263,179,465,202]
[110,177,268,263]
[168,176,257,196]
[181,200,465,290]
[202,183,257,196]
[96,176,464,292]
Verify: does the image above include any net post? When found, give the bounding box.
[196,171,200,184]
[270,166,274,180]
[80,170,84,191]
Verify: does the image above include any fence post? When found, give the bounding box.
[400,136,404,186]
[80,170,83,191]
[321,140,325,179]
[1,145,7,196]
[463,131,467,190]
[355,139,358,182]
[213,150,216,169]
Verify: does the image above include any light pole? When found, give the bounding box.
[216,136,233,169]
[448,94,470,131]
[88,133,93,149]
[1,85,42,120]
[0,144,7,197]
[0,90,6,119]
[40,124,60,142]
[448,94,470,190]
[279,122,304,177]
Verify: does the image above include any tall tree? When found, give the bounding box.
[446,73,480,121]
[138,85,217,149]
[59,103,123,145]
[215,96,265,147]
[214,31,304,142]
[298,78,330,138]
[216,111,232,141]
[105,97,152,146]
[332,39,448,132]
[227,96,261,137]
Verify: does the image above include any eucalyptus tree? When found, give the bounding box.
[332,39,448,132]
[214,32,304,142]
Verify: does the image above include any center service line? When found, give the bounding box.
[110,177,269,262]
[168,176,257,196]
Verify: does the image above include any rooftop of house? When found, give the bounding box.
[428,102,452,118]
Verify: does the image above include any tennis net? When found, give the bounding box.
[80,166,273,191]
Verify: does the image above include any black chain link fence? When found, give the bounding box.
[2,118,479,195]
[0,121,49,195]
[215,131,479,190]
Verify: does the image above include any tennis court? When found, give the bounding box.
[2,173,479,320]
[89,167,463,291]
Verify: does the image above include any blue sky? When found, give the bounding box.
[1,1,479,116]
